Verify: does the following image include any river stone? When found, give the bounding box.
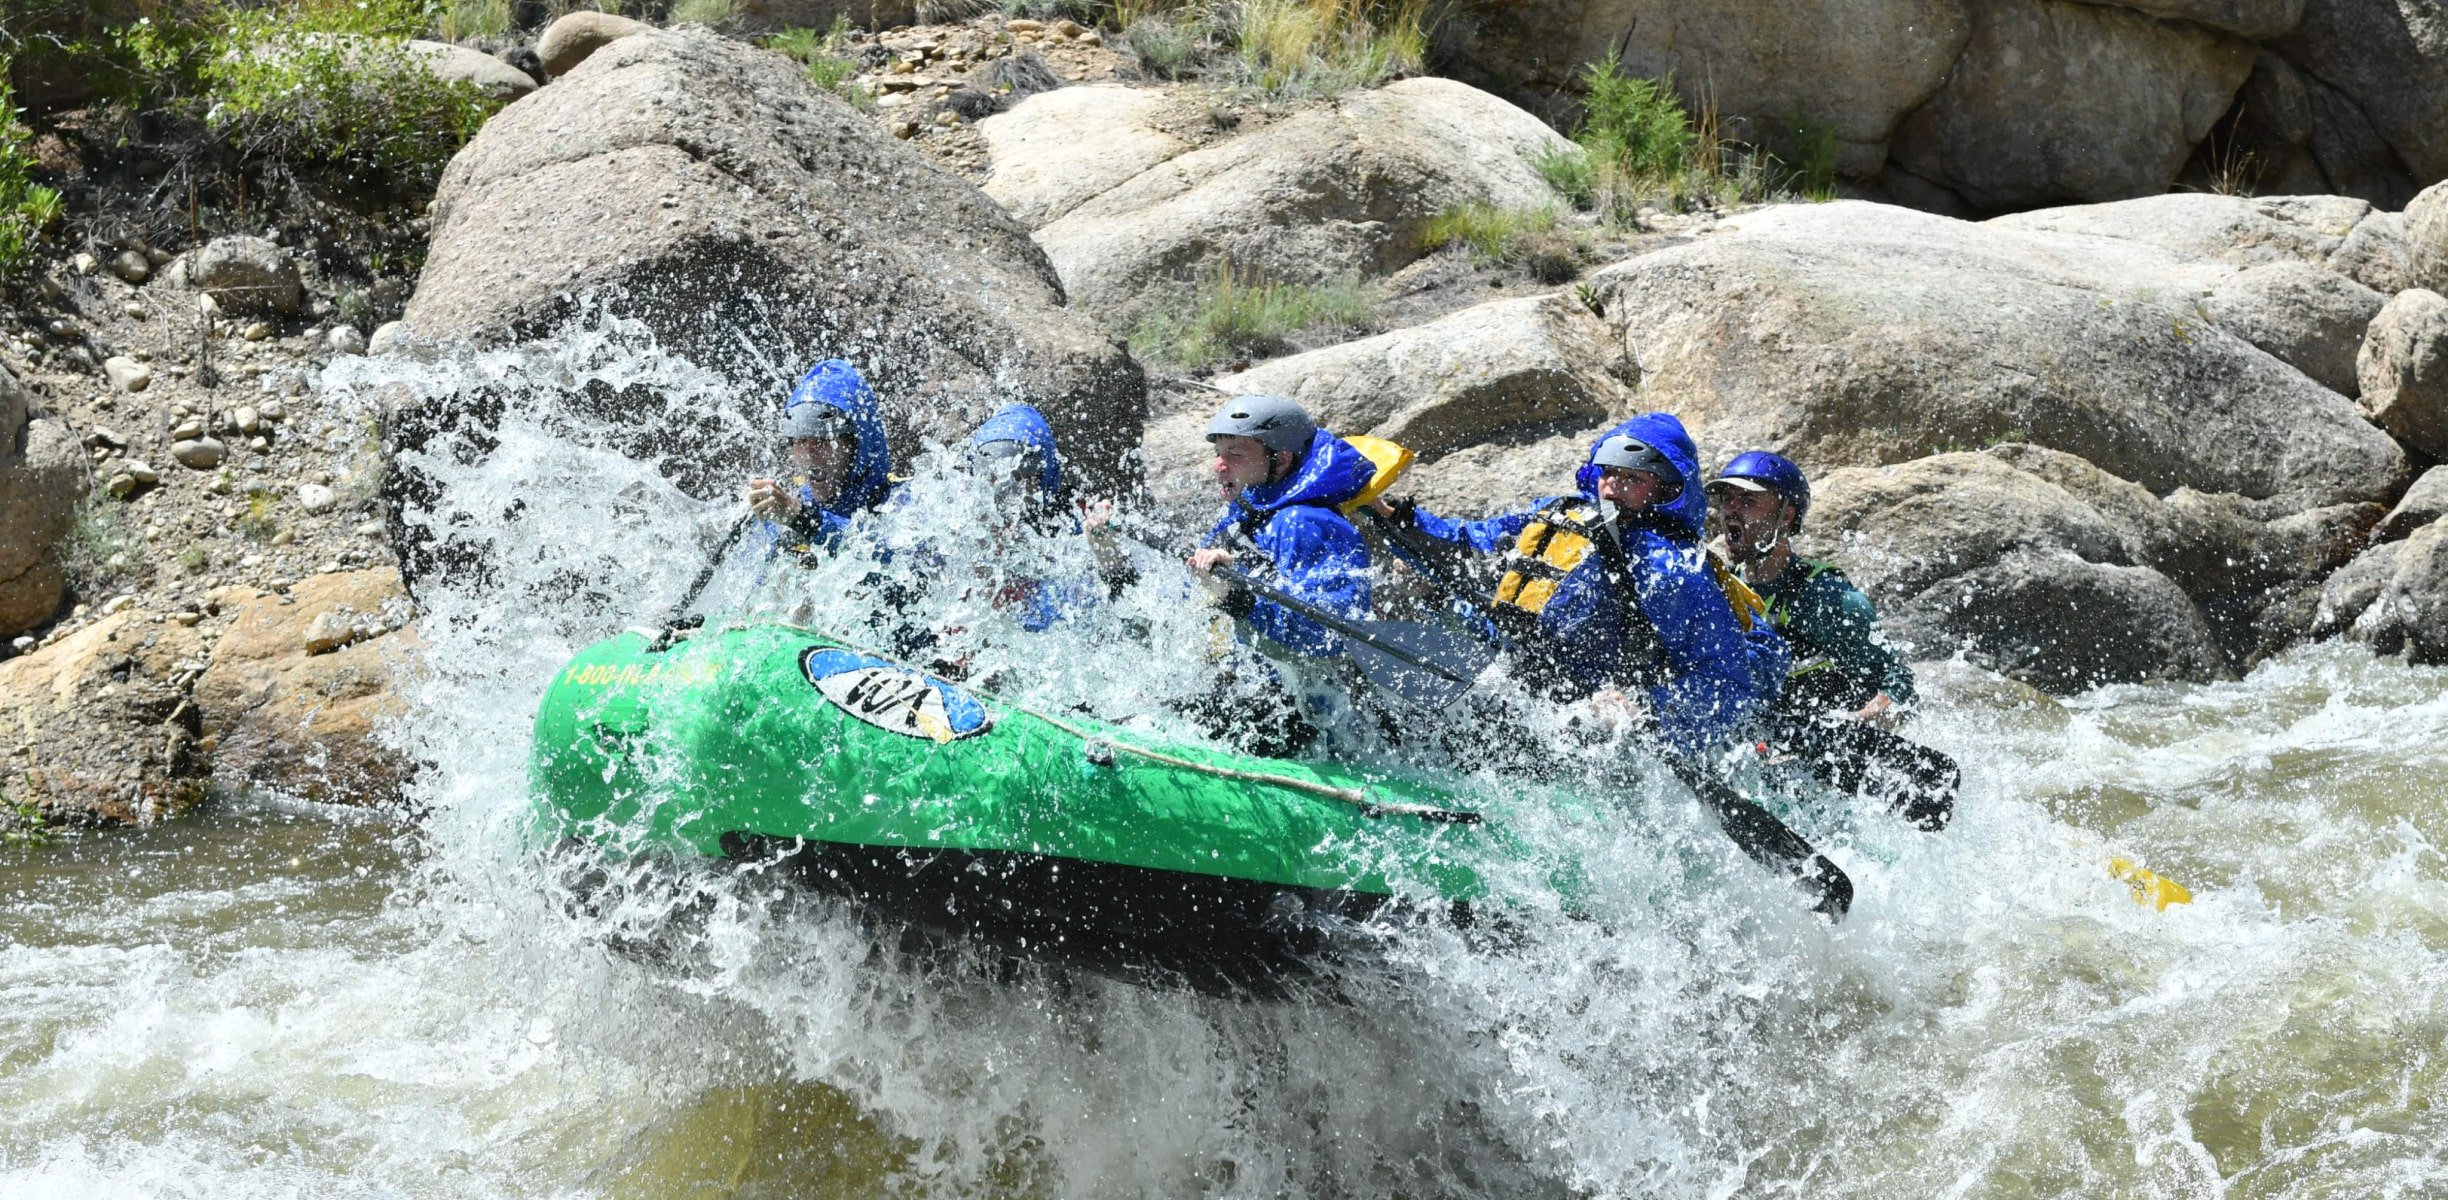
[367,320,417,357]
[1453,0,1967,178]
[2356,288,2448,458]
[1889,549,2229,690]
[1030,77,1574,320]
[172,438,229,470]
[2271,0,2448,185]
[296,483,337,514]
[190,236,303,316]
[102,355,152,393]
[327,324,367,356]
[2202,261,2386,395]
[2375,466,2448,542]
[1888,0,2253,211]
[194,569,417,805]
[0,611,210,824]
[399,27,1140,506]
[0,366,87,637]
[1587,201,2408,508]
[404,40,538,102]
[536,10,649,78]
[1214,292,1632,461]
[108,248,151,284]
[978,85,1189,228]
[2313,537,2403,636]
[2406,181,2448,295]
[2344,520,2448,664]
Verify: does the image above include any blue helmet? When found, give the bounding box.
[1709,450,1811,529]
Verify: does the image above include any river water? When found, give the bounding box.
[4,330,2444,1198]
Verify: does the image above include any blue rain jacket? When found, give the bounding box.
[1406,413,1781,755]
[1202,428,1376,657]
[758,359,897,557]
[968,404,1096,632]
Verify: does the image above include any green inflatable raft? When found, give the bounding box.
[529,623,1507,984]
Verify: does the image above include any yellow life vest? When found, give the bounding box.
[1489,502,1767,631]
[1336,435,1416,516]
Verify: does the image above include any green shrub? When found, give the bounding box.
[435,0,515,40]
[0,72,65,274]
[1128,262,1377,369]
[1122,12,1204,80]
[668,0,738,26]
[1578,53,1691,182]
[1418,202,1584,282]
[239,486,280,542]
[765,17,868,101]
[1227,0,1434,99]
[61,495,144,596]
[200,3,503,185]
[2,791,52,850]
[1533,141,1593,209]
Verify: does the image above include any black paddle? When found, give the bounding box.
[1204,561,1497,708]
[646,512,754,653]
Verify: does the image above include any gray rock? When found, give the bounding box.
[102,356,152,394]
[171,418,207,442]
[2218,51,2420,210]
[2356,287,2448,458]
[2271,0,2448,187]
[1882,548,2231,691]
[2375,465,2448,542]
[1994,192,2404,291]
[1588,201,2407,508]
[2345,520,2448,664]
[233,406,263,436]
[327,325,367,356]
[108,249,152,285]
[536,10,650,78]
[1029,77,1575,320]
[1453,0,1967,180]
[978,85,1189,228]
[403,40,538,102]
[172,438,229,470]
[398,27,1140,519]
[0,365,88,637]
[296,483,337,514]
[366,321,417,357]
[1887,0,2252,211]
[2314,537,2402,636]
[2202,261,2386,395]
[2407,181,2448,295]
[191,237,304,316]
[1215,292,1631,460]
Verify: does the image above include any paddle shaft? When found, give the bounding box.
[1207,563,1473,685]
[649,513,754,652]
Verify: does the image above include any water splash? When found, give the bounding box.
[3,321,2445,1198]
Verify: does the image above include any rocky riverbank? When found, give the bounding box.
[6,5,2448,832]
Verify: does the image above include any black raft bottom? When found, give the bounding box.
[718,832,1452,994]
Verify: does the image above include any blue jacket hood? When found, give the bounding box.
[1576,413,1706,542]
[785,359,893,515]
[1214,427,1375,536]
[968,404,1065,500]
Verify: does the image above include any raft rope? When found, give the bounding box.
[771,621,1483,826]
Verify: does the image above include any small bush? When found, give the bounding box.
[0,72,65,275]
[1533,142,1593,209]
[1419,202,1584,283]
[1129,262,1378,369]
[200,2,506,186]
[239,486,280,542]
[2,792,52,850]
[668,0,738,27]
[1123,13,1204,80]
[61,496,144,596]
[766,17,869,102]
[435,0,517,41]
[1227,0,1434,99]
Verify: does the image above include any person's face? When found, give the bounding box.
[789,435,854,503]
[1596,466,1669,511]
[1710,484,1790,559]
[1211,435,1283,498]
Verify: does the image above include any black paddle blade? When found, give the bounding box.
[1348,619,1497,710]
[1669,759,1854,922]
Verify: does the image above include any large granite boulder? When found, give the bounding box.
[1450,0,1969,178]
[2356,287,2448,458]
[0,366,85,638]
[2333,520,2448,664]
[194,570,418,806]
[0,612,208,824]
[393,27,1141,579]
[1027,77,1572,320]
[2215,51,2421,209]
[2203,260,2386,394]
[978,85,1190,229]
[1587,201,2409,507]
[1989,192,2409,293]
[1888,0,2254,212]
[2270,0,2448,186]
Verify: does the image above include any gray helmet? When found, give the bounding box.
[1590,431,1676,482]
[780,400,854,441]
[1205,394,1315,456]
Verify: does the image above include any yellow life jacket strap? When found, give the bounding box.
[1709,550,1769,632]
[1490,503,1605,619]
[1337,435,1417,517]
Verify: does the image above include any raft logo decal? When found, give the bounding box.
[802,648,992,744]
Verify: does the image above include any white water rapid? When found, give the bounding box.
[4,324,2444,1199]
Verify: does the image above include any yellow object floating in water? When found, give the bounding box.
[2108,857,2193,911]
